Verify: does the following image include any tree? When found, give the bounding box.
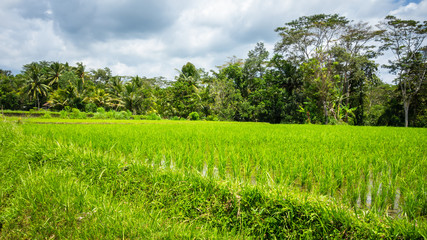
[275,14,349,124]
[121,82,144,114]
[209,63,244,120]
[171,62,202,117]
[275,14,349,64]
[243,42,269,97]
[74,62,87,85]
[46,62,64,90]
[332,22,382,124]
[91,67,112,85]
[379,15,427,127]
[0,70,22,110]
[23,63,50,109]
[263,54,304,123]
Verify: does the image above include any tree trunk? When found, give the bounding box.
[323,101,328,124]
[404,100,410,128]
[345,81,351,123]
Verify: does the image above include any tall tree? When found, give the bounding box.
[23,63,50,109]
[333,22,382,123]
[379,15,427,127]
[46,62,64,90]
[243,42,269,97]
[209,63,244,120]
[74,62,87,85]
[171,62,202,117]
[275,14,349,124]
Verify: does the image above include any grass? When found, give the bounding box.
[1,119,426,238]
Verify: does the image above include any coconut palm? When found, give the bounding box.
[46,62,64,89]
[24,63,50,109]
[121,82,144,114]
[74,62,86,85]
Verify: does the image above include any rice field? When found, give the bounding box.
[20,120,427,220]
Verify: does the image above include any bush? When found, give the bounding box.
[146,113,161,120]
[70,108,81,119]
[125,110,132,120]
[85,103,97,113]
[106,111,115,119]
[59,110,69,119]
[171,116,180,120]
[42,113,52,119]
[188,112,200,121]
[206,115,218,121]
[114,111,125,119]
[96,107,106,114]
[78,112,87,119]
[93,112,104,119]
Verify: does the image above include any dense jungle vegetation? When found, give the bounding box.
[0,14,426,127]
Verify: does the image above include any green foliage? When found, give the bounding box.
[0,15,425,127]
[41,112,52,119]
[70,108,81,119]
[106,110,115,119]
[132,115,142,120]
[0,122,426,238]
[146,113,161,120]
[206,115,218,121]
[188,112,200,121]
[84,103,97,113]
[59,110,69,119]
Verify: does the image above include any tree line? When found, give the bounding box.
[0,14,426,127]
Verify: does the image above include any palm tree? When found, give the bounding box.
[74,62,86,85]
[84,88,116,109]
[107,76,123,95]
[46,62,64,90]
[121,83,144,114]
[24,63,50,109]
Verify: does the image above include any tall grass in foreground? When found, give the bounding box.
[21,121,427,220]
[1,121,426,238]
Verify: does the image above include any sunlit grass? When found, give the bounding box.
[20,120,427,219]
[1,120,426,238]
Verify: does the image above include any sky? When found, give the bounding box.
[0,0,426,82]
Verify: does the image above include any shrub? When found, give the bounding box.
[114,111,129,120]
[85,103,97,113]
[206,115,218,121]
[188,112,200,121]
[42,113,52,119]
[59,110,69,119]
[125,110,132,120]
[78,112,87,119]
[70,108,81,119]
[146,113,161,120]
[171,116,180,121]
[93,112,104,119]
[106,111,115,119]
[96,107,106,114]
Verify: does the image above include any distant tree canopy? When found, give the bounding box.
[0,14,425,127]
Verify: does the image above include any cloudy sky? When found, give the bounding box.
[0,0,426,82]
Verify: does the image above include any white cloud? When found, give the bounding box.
[0,0,425,82]
[389,0,427,20]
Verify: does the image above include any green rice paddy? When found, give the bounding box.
[1,118,426,238]
[21,120,427,218]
